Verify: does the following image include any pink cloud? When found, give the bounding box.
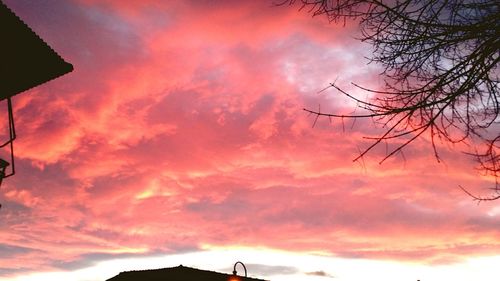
[0,0,498,278]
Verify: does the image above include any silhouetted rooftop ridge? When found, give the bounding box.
[107,264,269,281]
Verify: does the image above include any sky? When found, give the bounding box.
[0,1,499,281]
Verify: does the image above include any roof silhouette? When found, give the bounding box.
[106,265,269,281]
[0,0,73,101]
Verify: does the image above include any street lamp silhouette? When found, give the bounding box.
[228,261,247,281]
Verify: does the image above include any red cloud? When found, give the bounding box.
[0,0,498,278]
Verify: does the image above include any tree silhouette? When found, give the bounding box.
[283,0,499,200]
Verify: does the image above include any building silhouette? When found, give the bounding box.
[0,0,73,100]
[0,0,73,201]
[106,265,269,281]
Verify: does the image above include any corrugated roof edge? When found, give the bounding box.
[0,0,74,70]
[0,0,73,99]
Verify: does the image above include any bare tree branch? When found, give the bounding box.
[282,0,500,201]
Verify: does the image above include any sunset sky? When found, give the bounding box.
[1,1,499,281]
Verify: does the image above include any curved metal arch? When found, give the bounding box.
[233,261,247,277]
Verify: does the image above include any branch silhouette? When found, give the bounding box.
[282,0,500,201]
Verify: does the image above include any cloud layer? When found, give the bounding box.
[0,0,498,277]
